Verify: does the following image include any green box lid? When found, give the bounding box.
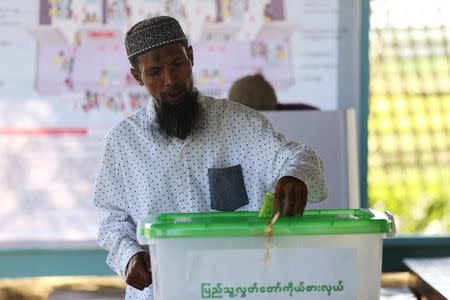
[138,209,396,241]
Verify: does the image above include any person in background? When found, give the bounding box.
[93,16,327,300]
[228,73,278,110]
[229,73,320,111]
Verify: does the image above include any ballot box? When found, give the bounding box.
[137,209,396,300]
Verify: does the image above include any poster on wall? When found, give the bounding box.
[0,0,347,245]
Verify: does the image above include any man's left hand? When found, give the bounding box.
[274,176,308,216]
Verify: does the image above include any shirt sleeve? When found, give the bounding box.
[248,110,328,203]
[93,135,145,279]
[271,140,328,203]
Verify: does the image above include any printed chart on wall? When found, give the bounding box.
[0,0,348,244]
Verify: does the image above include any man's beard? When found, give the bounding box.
[156,87,199,139]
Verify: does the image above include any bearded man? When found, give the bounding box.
[93,16,327,300]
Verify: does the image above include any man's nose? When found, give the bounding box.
[163,67,178,86]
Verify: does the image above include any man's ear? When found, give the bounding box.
[130,68,143,86]
[187,46,194,67]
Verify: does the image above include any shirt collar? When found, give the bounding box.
[146,96,157,128]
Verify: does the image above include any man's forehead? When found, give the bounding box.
[141,43,187,62]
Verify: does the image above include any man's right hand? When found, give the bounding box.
[125,251,152,290]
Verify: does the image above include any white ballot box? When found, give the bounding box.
[138,209,396,300]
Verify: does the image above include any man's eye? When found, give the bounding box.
[148,69,161,76]
[173,59,184,65]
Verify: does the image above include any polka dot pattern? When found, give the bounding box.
[93,92,327,300]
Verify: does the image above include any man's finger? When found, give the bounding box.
[143,252,151,271]
[299,184,308,215]
[292,184,306,216]
[283,183,295,216]
[126,273,146,290]
[132,283,146,291]
[292,185,304,216]
[274,183,284,214]
[136,261,152,286]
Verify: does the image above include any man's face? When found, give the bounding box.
[131,43,194,105]
[130,43,197,139]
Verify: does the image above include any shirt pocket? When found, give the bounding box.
[208,164,249,211]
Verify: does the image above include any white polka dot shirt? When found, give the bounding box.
[93,92,327,300]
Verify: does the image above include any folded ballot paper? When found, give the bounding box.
[258,192,276,218]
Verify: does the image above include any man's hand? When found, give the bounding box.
[125,251,152,290]
[274,176,308,216]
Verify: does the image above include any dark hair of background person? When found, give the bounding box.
[228,74,319,111]
[228,74,278,110]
